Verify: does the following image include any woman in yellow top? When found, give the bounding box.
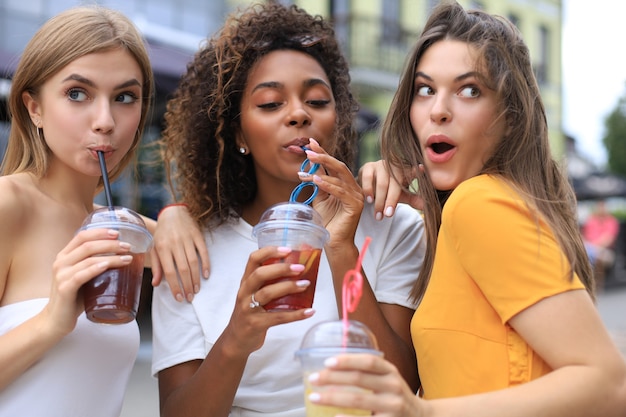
[310,1,626,415]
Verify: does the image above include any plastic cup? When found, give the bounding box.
[252,202,329,311]
[295,320,381,416]
[79,206,153,324]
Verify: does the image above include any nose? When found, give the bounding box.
[430,94,452,124]
[92,98,115,133]
[287,102,311,127]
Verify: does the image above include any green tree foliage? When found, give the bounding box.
[603,86,626,177]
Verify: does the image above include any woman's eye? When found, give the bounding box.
[460,86,480,98]
[308,99,331,107]
[67,88,88,102]
[116,92,138,104]
[258,102,281,110]
[416,85,433,96]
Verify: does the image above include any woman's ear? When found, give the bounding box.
[22,91,42,127]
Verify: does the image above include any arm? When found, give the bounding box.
[151,204,211,302]
[156,246,315,417]
[0,218,135,391]
[306,142,420,391]
[311,290,626,417]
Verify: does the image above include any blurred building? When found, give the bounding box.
[0,0,563,216]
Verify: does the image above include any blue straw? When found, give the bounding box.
[289,147,319,205]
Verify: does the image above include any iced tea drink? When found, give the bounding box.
[253,202,329,311]
[262,247,322,311]
[83,253,145,324]
[79,206,153,324]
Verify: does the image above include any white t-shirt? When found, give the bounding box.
[151,203,425,417]
[0,298,139,417]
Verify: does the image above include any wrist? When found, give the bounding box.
[157,203,188,219]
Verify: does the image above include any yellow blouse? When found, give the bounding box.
[411,175,585,399]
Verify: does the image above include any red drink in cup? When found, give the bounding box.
[79,206,153,324]
[253,202,329,311]
[262,246,323,311]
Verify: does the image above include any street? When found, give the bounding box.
[119,286,626,417]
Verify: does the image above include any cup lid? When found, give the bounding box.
[297,320,379,352]
[252,202,328,239]
[80,206,153,252]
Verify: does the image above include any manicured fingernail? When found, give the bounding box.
[296,280,310,287]
[298,171,311,178]
[366,195,373,204]
[186,293,194,303]
[309,138,319,146]
[290,264,305,272]
[304,308,315,316]
[385,206,394,217]
[120,255,133,262]
[277,246,292,253]
[203,270,210,279]
[308,392,321,402]
[97,261,109,268]
[305,149,319,157]
[313,175,322,183]
[107,229,120,236]
[375,211,383,221]
[324,357,338,367]
[308,372,320,382]
[175,293,184,302]
[194,284,200,294]
[119,242,131,249]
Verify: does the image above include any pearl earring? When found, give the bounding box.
[239,147,247,154]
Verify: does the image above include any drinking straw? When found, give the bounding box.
[341,236,372,347]
[97,151,114,207]
[289,147,319,205]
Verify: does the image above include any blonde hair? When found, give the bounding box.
[2,5,154,188]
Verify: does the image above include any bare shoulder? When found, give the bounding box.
[0,173,38,301]
[0,174,35,232]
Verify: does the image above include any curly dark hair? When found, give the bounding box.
[160,1,358,228]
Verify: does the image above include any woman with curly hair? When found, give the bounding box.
[150,2,426,416]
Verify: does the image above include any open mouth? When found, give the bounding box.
[431,142,454,154]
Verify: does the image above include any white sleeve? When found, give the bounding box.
[151,282,206,377]
[359,203,426,310]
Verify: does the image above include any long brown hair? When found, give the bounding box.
[160,1,358,228]
[382,1,594,302]
[3,5,154,190]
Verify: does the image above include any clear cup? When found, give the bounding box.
[79,206,153,324]
[295,320,381,416]
[252,202,329,311]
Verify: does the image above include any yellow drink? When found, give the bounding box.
[304,378,371,417]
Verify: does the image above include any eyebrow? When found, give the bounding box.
[250,78,331,93]
[61,74,142,90]
[414,71,481,83]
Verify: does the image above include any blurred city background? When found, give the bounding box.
[1,1,625,414]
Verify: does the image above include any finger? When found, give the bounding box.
[150,247,163,286]
[154,248,185,302]
[193,231,211,280]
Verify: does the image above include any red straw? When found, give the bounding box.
[341,236,372,347]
